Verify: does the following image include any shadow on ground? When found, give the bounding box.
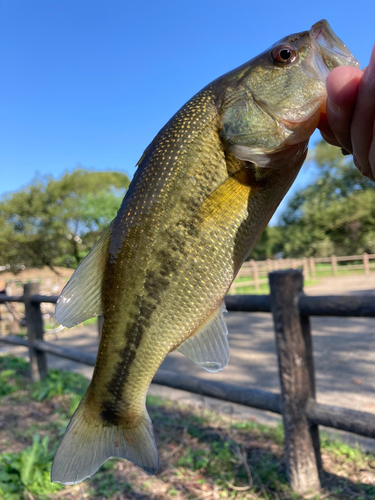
[91,399,375,500]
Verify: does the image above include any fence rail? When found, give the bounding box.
[230,252,375,293]
[0,273,374,494]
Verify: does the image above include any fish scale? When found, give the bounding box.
[52,20,359,484]
[87,88,230,426]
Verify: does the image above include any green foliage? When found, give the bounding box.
[0,370,17,397]
[2,355,375,499]
[251,225,285,260]
[177,440,238,483]
[0,355,29,372]
[0,434,63,499]
[248,141,375,259]
[88,460,123,498]
[231,421,285,447]
[30,368,89,414]
[0,168,130,272]
[279,141,375,257]
[146,394,168,407]
[0,356,28,396]
[320,433,366,465]
[251,453,287,490]
[0,357,91,498]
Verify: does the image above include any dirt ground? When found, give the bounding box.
[1,274,375,451]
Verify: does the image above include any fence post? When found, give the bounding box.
[24,282,47,381]
[269,270,321,494]
[98,315,104,339]
[363,253,370,276]
[302,258,309,280]
[331,255,337,275]
[266,258,272,273]
[251,260,260,290]
[309,257,316,277]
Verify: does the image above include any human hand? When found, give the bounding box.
[318,45,375,181]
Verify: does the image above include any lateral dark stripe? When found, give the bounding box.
[99,170,251,425]
[99,222,194,425]
[99,147,223,425]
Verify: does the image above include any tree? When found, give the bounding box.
[0,169,130,273]
[250,225,285,260]
[280,141,375,257]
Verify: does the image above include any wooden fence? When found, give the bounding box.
[0,272,375,494]
[230,252,375,293]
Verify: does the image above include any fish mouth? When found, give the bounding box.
[272,20,360,129]
[304,19,359,81]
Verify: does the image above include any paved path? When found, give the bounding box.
[2,274,375,450]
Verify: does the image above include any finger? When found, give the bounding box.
[351,45,375,180]
[317,112,341,147]
[325,66,363,154]
[370,134,375,181]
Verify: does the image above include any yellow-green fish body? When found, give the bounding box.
[52,20,358,484]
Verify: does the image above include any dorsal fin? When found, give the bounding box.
[55,228,111,328]
[177,302,229,372]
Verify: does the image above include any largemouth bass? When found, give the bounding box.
[52,20,358,484]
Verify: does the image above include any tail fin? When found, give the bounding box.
[51,400,158,485]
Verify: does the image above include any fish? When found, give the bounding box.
[51,20,358,484]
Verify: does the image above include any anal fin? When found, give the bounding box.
[177,302,229,372]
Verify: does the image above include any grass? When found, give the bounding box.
[313,262,368,278]
[232,281,271,295]
[0,434,63,499]
[82,317,99,326]
[231,263,372,295]
[231,279,319,295]
[0,355,375,499]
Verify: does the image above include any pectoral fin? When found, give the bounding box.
[229,145,274,167]
[177,302,229,372]
[229,142,309,170]
[55,228,111,328]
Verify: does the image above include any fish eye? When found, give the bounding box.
[271,45,296,64]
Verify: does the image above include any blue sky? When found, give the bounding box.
[1,0,374,220]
